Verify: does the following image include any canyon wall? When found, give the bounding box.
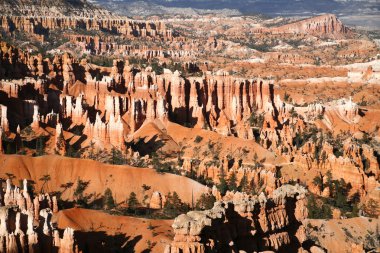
[0,41,378,205]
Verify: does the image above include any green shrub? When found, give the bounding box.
[194,135,203,143]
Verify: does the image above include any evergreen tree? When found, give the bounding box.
[88,141,96,160]
[164,192,176,217]
[333,180,350,212]
[6,143,12,154]
[326,170,333,191]
[249,178,257,195]
[35,137,45,156]
[74,178,90,207]
[320,202,333,219]
[307,194,332,219]
[307,194,319,219]
[103,188,115,210]
[312,175,324,192]
[65,144,77,158]
[195,193,216,210]
[227,171,238,192]
[111,147,124,165]
[253,152,259,162]
[127,192,139,213]
[39,174,51,193]
[164,191,189,218]
[217,168,228,195]
[365,198,379,218]
[238,173,249,192]
[171,192,182,209]
[141,184,151,207]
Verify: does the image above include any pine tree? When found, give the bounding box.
[74,178,90,207]
[141,184,151,207]
[171,192,182,209]
[195,193,216,210]
[217,168,228,195]
[307,194,332,219]
[312,175,323,192]
[111,147,124,165]
[127,192,139,213]
[249,178,257,195]
[365,198,379,218]
[65,144,77,158]
[164,191,189,218]
[39,174,51,193]
[253,152,258,162]
[227,171,238,192]
[326,170,333,191]
[35,137,45,156]
[103,188,115,210]
[238,173,248,192]
[89,142,96,160]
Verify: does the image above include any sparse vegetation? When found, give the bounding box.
[195,193,216,210]
[194,135,203,143]
[163,191,190,218]
[127,192,140,214]
[73,178,91,207]
[103,188,116,210]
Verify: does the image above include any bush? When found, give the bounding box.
[249,112,264,128]
[194,135,203,143]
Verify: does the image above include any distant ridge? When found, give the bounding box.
[272,14,352,37]
[94,0,242,17]
[0,0,86,7]
[0,0,112,16]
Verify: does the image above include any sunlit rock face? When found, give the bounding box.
[166,184,308,253]
[255,14,352,39]
[0,179,77,253]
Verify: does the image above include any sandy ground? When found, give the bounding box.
[304,217,380,253]
[55,208,173,252]
[0,154,209,204]
[134,120,285,164]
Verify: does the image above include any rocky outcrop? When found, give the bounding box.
[149,191,167,209]
[0,105,8,132]
[54,123,66,155]
[183,156,279,195]
[0,15,172,41]
[256,14,352,38]
[166,184,308,253]
[0,179,76,253]
[83,112,125,150]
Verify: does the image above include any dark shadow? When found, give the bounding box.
[128,135,165,156]
[191,194,307,253]
[74,231,140,253]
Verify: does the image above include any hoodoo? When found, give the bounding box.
[0,0,379,252]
